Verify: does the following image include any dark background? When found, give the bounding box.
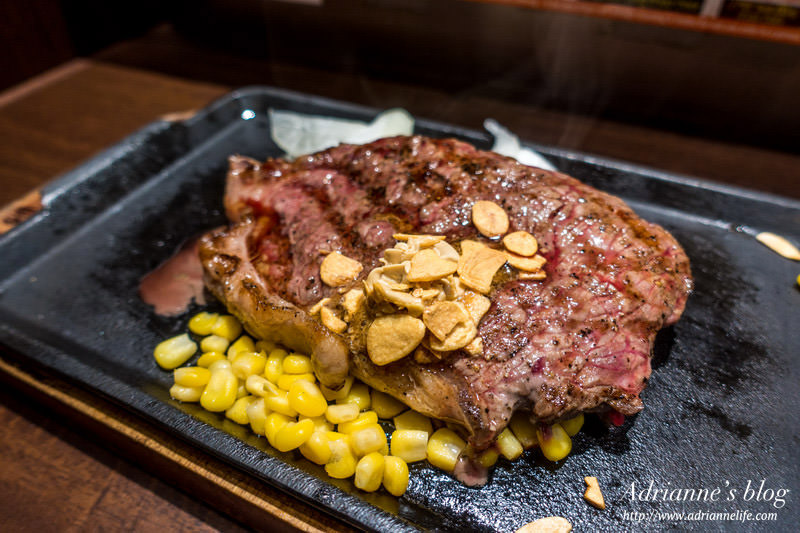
[3,0,800,157]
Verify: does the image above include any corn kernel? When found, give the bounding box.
[299,432,332,465]
[325,431,352,446]
[154,333,197,369]
[496,427,523,461]
[351,425,387,457]
[325,403,360,425]
[321,375,354,402]
[355,452,385,492]
[561,413,584,437]
[393,410,433,435]
[226,395,255,425]
[326,439,357,479]
[231,351,267,379]
[426,428,466,472]
[371,389,407,419]
[477,448,500,468]
[211,315,243,341]
[300,415,333,434]
[283,353,313,374]
[200,335,230,354]
[255,339,277,353]
[246,374,280,397]
[278,372,316,391]
[196,351,226,368]
[173,366,211,388]
[382,456,409,497]
[509,412,538,449]
[338,411,379,434]
[188,311,219,336]
[207,359,232,373]
[264,389,298,417]
[237,382,249,398]
[390,429,429,463]
[287,380,327,418]
[169,383,203,402]
[274,418,315,452]
[537,423,572,462]
[337,381,370,411]
[246,397,269,436]
[265,412,292,445]
[264,348,288,383]
[227,336,256,359]
[200,366,238,412]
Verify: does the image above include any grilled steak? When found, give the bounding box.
[200,135,692,451]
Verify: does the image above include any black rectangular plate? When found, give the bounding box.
[1,87,798,532]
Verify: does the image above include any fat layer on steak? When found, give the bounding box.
[199,135,692,449]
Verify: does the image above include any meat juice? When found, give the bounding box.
[139,238,205,316]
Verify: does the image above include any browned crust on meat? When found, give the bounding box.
[348,353,474,430]
[198,221,349,389]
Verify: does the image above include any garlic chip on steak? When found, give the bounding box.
[461,290,491,325]
[320,251,363,287]
[504,251,547,272]
[423,301,471,342]
[320,306,347,333]
[458,245,508,294]
[407,249,458,282]
[313,226,545,360]
[503,230,538,257]
[472,200,509,238]
[367,314,426,365]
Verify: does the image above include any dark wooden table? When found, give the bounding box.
[0,56,798,532]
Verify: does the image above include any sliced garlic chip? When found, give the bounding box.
[383,247,406,265]
[367,314,426,365]
[423,301,471,342]
[503,231,538,257]
[342,288,365,321]
[320,251,363,287]
[756,232,800,260]
[519,270,547,280]
[320,306,347,334]
[373,278,424,315]
[440,275,466,300]
[393,234,446,247]
[458,246,508,294]
[516,516,572,533]
[461,290,491,325]
[407,248,458,282]
[583,476,606,510]
[308,297,331,315]
[428,320,477,352]
[505,252,547,272]
[411,287,442,303]
[433,241,460,262]
[463,336,484,356]
[459,239,486,257]
[379,263,411,291]
[472,200,509,238]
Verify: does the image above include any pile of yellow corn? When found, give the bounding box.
[154,311,584,497]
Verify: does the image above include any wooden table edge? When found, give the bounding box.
[0,189,43,235]
[0,353,354,533]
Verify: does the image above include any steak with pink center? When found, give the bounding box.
[200,135,692,451]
